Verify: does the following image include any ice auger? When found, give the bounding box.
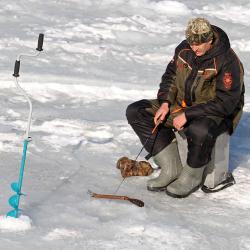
[7,34,44,218]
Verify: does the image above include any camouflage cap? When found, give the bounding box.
[185,18,213,45]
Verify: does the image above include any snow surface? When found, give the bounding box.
[0,0,249,249]
[0,215,32,232]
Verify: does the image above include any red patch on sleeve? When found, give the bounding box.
[223,72,233,90]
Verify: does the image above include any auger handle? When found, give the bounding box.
[36,33,44,51]
[13,60,20,77]
[13,33,44,77]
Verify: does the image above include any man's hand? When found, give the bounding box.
[154,103,169,124]
[173,112,187,131]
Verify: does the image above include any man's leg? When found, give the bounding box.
[126,99,182,191]
[166,117,227,198]
[126,99,175,157]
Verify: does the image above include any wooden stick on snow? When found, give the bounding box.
[88,190,144,207]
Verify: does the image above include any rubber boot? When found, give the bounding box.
[166,164,206,198]
[147,140,182,192]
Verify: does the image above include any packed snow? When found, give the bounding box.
[0,0,249,249]
[0,215,32,232]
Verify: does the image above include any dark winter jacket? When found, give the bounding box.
[157,25,244,134]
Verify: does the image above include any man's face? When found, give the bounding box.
[190,40,212,57]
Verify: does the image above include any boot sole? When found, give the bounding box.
[165,185,200,198]
[147,186,168,192]
[147,178,178,192]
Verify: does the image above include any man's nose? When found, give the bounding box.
[191,45,198,52]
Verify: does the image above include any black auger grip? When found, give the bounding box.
[36,33,44,51]
[13,60,20,77]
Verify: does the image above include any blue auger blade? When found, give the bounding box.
[6,209,19,218]
[8,194,19,209]
[11,182,20,193]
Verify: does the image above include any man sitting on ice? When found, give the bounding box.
[126,17,244,198]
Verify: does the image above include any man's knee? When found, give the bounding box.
[126,99,151,124]
[126,102,138,124]
[185,118,218,168]
[185,118,217,145]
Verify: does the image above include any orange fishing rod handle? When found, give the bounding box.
[152,119,162,134]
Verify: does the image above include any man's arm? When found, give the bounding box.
[155,58,176,124]
[155,41,188,123]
